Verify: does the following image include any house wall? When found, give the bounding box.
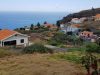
[71,19,82,24]
[3,34,29,47]
[95,18,100,21]
[67,26,79,32]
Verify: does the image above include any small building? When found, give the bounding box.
[71,18,82,24]
[66,24,81,35]
[24,26,30,31]
[95,14,100,21]
[60,24,81,34]
[0,29,29,47]
[59,23,68,34]
[79,31,97,42]
[79,31,93,37]
[80,17,87,22]
[60,23,65,28]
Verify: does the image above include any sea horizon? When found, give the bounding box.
[0,12,68,30]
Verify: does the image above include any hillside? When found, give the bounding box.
[59,8,100,23]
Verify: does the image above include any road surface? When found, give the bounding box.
[45,45,68,52]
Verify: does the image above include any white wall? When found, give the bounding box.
[71,19,82,24]
[3,34,29,46]
[67,26,79,32]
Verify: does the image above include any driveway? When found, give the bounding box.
[45,45,68,52]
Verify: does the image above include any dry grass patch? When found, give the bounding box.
[0,54,85,75]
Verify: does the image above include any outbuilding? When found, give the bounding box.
[0,29,29,47]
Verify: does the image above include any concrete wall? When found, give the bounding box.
[3,34,29,47]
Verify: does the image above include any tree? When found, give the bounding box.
[30,24,34,30]
[37,22,41,28]
[44,21,47,24]
[56,21,60,28]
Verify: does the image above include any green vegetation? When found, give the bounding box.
[50,43,100,63]
[50,52,82,63]
[85,43,100,53]
[16,27,49,34]
[48,32,67,46]
[68,47,86,52]
[81,43,100,75]
[48,32,83,47]
[0,49,20,58]
[23,44,53,54]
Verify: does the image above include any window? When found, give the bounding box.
[15,34,18,36]
[20,39,24,43]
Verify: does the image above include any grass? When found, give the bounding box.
[49,51,100,64]
[0,54,85,75]
[50,52,83,63]
[0,46,99,75]
[0,48,21,58]
[68,46,86,52]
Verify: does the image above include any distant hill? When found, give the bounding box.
[59,8,100,23]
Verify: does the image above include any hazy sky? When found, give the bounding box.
[0,0,100,12]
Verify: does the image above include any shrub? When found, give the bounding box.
[48,32,67,46]
[85,43,100,53]
[48,40,59,46]
[23,44,53,54]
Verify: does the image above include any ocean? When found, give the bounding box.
[0,12,68,30]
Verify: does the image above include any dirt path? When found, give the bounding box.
[0,54,85,75]
[45,45,68,52]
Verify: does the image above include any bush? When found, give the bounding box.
[48,32,67,46]
[48,40,59,46]
[85,43,100,53]
[23,44,53,54]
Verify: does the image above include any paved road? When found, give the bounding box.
[45,45,68,52]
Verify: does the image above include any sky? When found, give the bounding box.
[0,0,100,12]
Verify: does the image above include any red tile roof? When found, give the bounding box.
[44,24,57,29]
[95,14,100,18]
[0,29,18,40]
[71,24,81,28]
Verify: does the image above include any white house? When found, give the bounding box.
[60,24,65,28]
[0,29,29,47]
[60,24,67,34]
[71,18,82,24]
[66,24,81,34]
[67,26,78,32]
[24,26,30,31]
